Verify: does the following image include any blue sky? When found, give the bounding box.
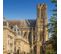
[3,0,55,20]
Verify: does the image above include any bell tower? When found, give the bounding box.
[36,3,48,54]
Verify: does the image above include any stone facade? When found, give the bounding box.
[3,3,48,54]
[3,19,30,54]
[35,3,48,54]
[3,20,15,54]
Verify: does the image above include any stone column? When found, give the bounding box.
[31,27,34,54]
[26,30,29,41]
[36,28,40,54]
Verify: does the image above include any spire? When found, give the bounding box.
[37,3,47,18]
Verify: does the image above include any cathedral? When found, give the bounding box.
[3,3,48,54]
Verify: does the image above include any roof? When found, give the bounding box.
[8,20,36,28]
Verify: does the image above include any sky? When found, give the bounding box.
[3,0,55,20]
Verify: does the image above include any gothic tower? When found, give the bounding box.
[35,3,48,54]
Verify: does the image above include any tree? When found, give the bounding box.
[48,0,57,53]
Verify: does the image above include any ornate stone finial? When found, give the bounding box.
[38,3,41,6]
[42,3,47,9]
[37,3,41,8]
[37,3,47,9]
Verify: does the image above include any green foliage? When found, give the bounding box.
[51,0,57,16]
[48,0,57,53]
[46,51,56,54]
[49,17,57,51]
[51,0,57,3]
